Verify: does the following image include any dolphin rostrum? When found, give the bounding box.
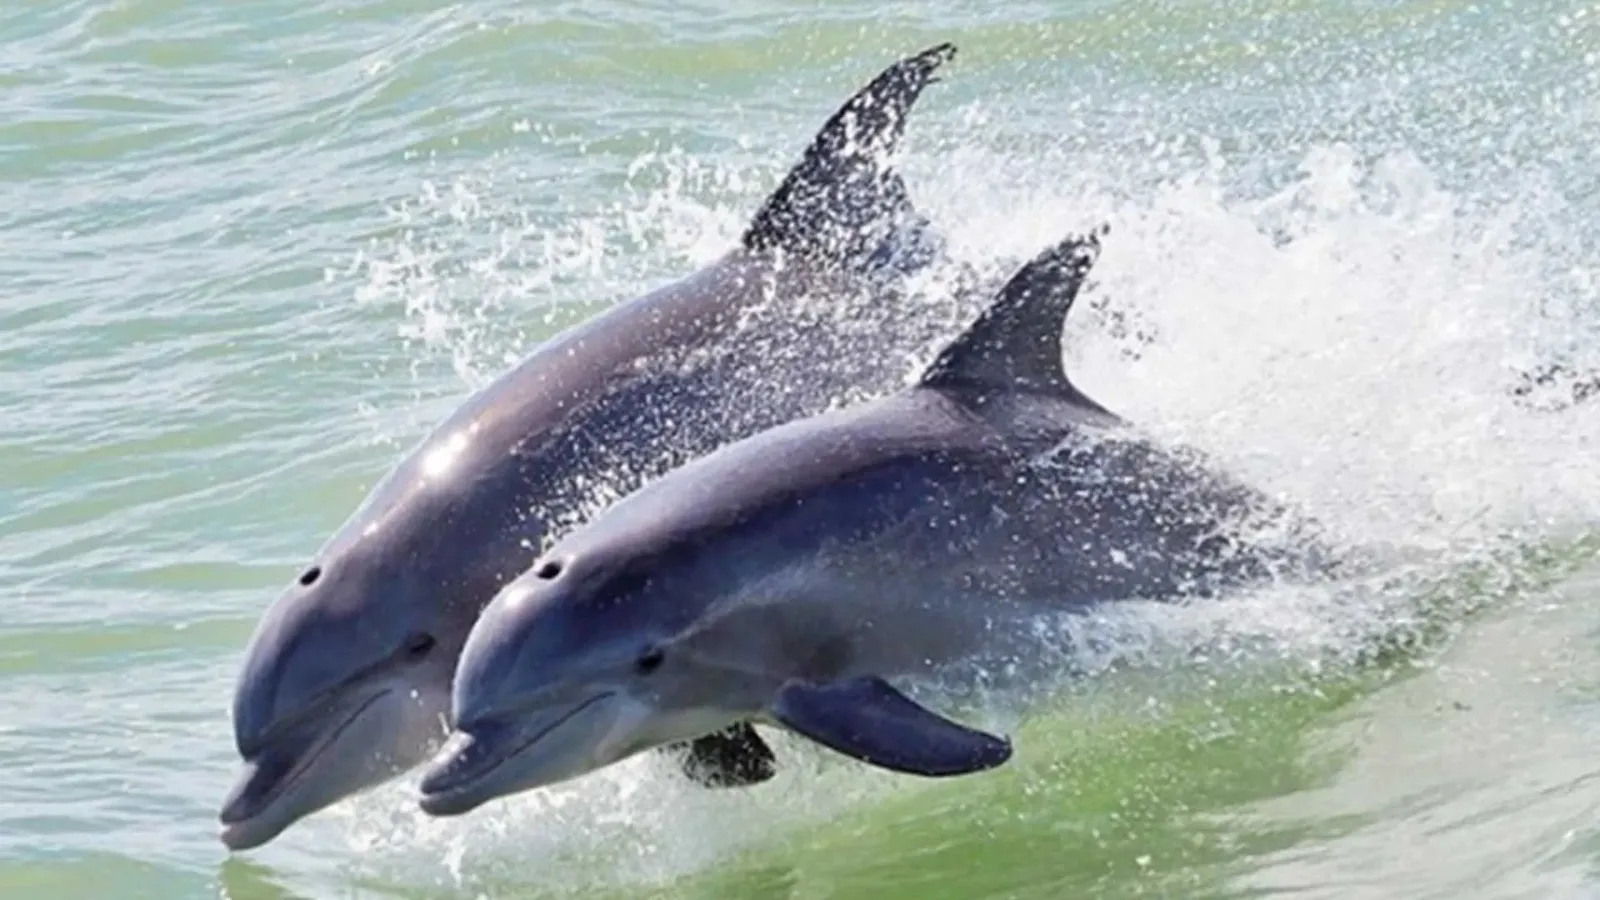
[415,227,1337,817]
[220,44,976,851]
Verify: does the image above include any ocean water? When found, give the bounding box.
[3,0,1599,898]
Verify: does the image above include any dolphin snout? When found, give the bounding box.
[419,691,626,816]
[219,740,297,824]
[416,726,504,810]
[218,684,421,851]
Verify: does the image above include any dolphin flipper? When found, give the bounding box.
[676,722,778,788]
[770,676,1012,777]
[743,43,956,270]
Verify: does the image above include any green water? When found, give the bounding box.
[4,0,1599,897]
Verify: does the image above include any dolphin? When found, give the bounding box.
[220,44,981,851]
[415,227,1338,817]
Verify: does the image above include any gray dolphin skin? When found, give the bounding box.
[416,228,1338,818]
[219,43,978,851]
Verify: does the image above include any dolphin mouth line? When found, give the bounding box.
[425,691,616,800]
[221,687,392,829]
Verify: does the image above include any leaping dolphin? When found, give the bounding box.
[220,44,978,851]
[416,228,1338,817]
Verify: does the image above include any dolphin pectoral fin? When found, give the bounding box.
[743,43,956,268]
[674,722,779,788]
[770,676,1012,777]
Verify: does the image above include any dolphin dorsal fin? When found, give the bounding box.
[742,44,955,267]
[918,228,1108,406]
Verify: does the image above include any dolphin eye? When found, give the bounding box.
[634,646,665,675]
[403,633,436,660]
